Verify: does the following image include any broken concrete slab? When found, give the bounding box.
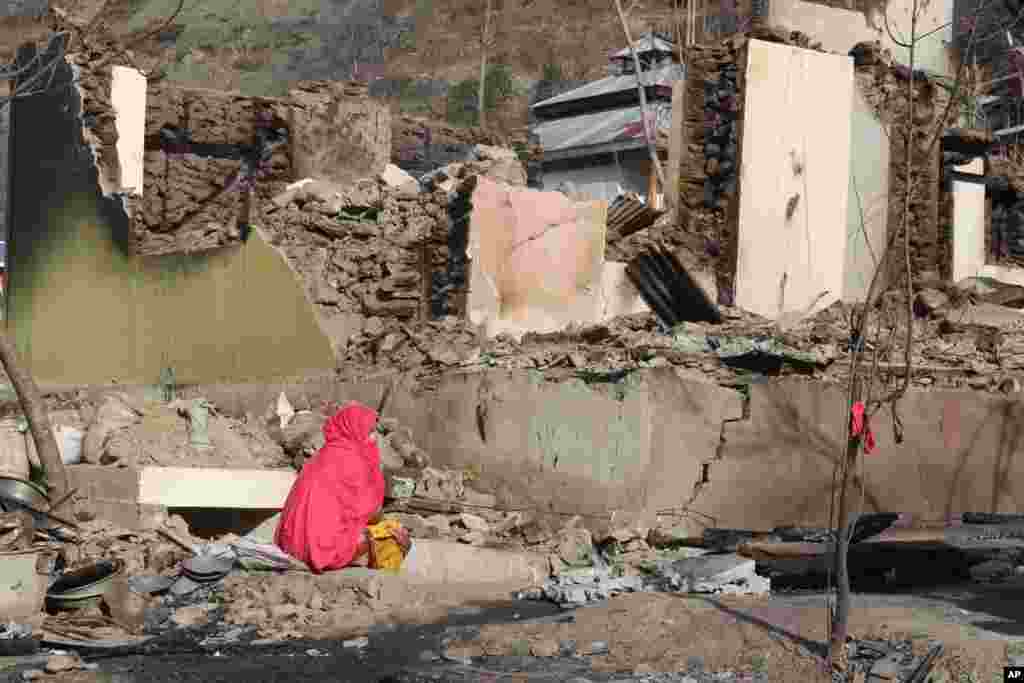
[652,553,770,596]
[67,464,296,529]
[380,163,419,189]
[540,566,645,606]
[402,539,547,587]
[137,466,295,508]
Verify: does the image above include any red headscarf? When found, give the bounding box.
[274,402,385,573]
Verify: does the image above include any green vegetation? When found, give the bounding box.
[541,62,563,81]
[125,0,319,87]
[445,63,519,127]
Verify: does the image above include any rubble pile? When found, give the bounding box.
[259,144,527,371]
[391,114,538,178]
[78,393,287,469]
[134,82,295,256]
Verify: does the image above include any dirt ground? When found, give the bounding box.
[445,591,1015,682]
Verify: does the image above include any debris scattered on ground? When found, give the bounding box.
[80,394,287,469]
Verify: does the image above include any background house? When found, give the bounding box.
[530,33,683,204]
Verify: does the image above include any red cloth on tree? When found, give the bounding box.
[274,402,385,574]
[850,401,876,455]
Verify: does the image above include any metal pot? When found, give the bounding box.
[46,559,125,611]
[0,476,48,511]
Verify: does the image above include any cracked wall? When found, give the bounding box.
[690,378,1024,529]
[466,176,610,339]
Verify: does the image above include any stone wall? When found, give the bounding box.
[119,77,389,257]
[853,46,953,283]
[288,80,391,186]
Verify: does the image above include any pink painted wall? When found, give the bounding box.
[467,177,620,338]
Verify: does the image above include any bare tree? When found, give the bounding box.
[613,0,667,191]
[826,0,1001,672]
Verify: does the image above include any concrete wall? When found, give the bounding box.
[76,368,1024,532]
[7,58,336,386]
[152,368,740,519]
[769,0,954,77]
[734,40,854,320]
[844,87,889,302]
[696,378,1024,528]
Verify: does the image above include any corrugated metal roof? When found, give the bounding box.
[533,103,673,153]
[531,63,682,109]
[609,34,676,58]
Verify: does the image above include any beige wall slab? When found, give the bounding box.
[769,0,954,77]
[735,40,854,320]
[110,66,146,197]
[137,466,296,508]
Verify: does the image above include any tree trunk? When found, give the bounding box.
[477,0,493,129]
[0,331,68,506]
[828,435,860,669]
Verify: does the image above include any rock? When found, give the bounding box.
[377,436,405,471]
[519,517,555,545]
[915,288,949,315]
[584,641,609,655]
[82,393,141,464]
[656,553,770,596]
[530,639,560,657]
[424,514,452,535]
[593,511,654,544]
[403,447,431,469]
[557,527,594,565]
[870,654,903,678]
[473,144,518,161]
[461,488,497,509]
[44,654,83,674]
[267,411,326,459]
[416,467,465,501]
[103,576,150,634]
[380,163,418,188]
[494,512,524,535]
[459,530,487,546]
[172,605,211,628]
[459,513,490,534]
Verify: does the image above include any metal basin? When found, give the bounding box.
[46,559,124,611]
[0,476,48,511]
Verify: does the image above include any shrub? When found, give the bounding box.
[445,63,518,126]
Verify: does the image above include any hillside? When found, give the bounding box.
[2,0,681,135]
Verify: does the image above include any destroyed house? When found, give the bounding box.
[531,33,682,204]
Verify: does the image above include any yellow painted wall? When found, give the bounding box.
[6,190,335,386]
